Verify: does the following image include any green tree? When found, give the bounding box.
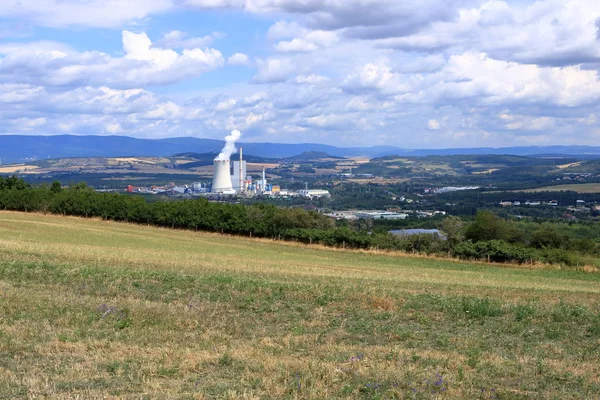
[465,211,509,242]
[530,223,570,249]
[50,181,63,194]
[440,216,465,246]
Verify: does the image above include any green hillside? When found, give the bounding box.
[0,212,599,398]
[352,154,567,178]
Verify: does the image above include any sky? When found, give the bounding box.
[0,0,600,148]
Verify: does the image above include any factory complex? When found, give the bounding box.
[211,148,272,195]
[126,130,331,199]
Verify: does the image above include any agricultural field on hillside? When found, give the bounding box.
[513,183,600,193]
[0,212,599,398]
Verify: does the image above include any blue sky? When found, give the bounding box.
[0,0,599,148]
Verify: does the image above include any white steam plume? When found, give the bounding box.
[215,129,242,161]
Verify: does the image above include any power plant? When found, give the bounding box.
[203,129,327,198]
[210,146,263,195]
[210,130,257,195]
[124,129,328,199]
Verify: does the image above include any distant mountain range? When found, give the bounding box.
[1,135,600,164]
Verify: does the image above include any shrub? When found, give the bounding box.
[452,240,534,264]
[538,248,581,267]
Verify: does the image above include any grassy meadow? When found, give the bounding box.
[0,211,599,399]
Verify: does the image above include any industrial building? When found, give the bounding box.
[355,211,408,220]
[298,189,331,198]
[231,160,247,191]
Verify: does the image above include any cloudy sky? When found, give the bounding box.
[1,0,599,148]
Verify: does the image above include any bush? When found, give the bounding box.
[530,223,570,249]
[537,248,581,267]
[452,240,535,264]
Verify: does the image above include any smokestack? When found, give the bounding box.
[212,159,233,193]
[239,147,243,193]
[262,166,266,190]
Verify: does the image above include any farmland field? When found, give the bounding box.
[0,212,599,399]
[514,183,600,193]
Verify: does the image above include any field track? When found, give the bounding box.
[0,211,599,398]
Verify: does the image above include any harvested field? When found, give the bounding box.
[0,211,599,399]
[514,183,600,193]
[0,165,39,173]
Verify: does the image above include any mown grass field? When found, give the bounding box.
[0,211,599,399]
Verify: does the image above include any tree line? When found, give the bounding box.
[1,176,597,267]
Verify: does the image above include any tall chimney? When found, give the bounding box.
[239,147,243,193]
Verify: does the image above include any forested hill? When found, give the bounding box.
[2,134,600,164]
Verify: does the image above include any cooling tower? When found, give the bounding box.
[212,159,233,193]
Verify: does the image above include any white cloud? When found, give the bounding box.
[105,123,123,134]
[243,92,269,105]
[343,60,411,94]
[141,102,184,120]
[342,52,600,108]
[346,96,377,111]
[0,84,45,103]
[302,113,350,129]
[438,52,600,107]
[498,112,556,131]
[227,53,250,66]
[294,74,329,85]
[3,0,600,147]
[251,58,295,83]
[275,38,319,53]
[267,20,304,41]
[242,0,463,39]
[376,0,600,67]
[274,30,338,53]
[0,0,173,28]
[245,112,264,126]
[0,31,225,88]
[184,0,244,8]
[154,30,222,49]
[216,98,237,110]
[427,119,441,130]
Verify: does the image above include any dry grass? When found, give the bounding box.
[1,211,599,398]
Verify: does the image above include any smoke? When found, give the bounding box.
[215,129,242,161]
